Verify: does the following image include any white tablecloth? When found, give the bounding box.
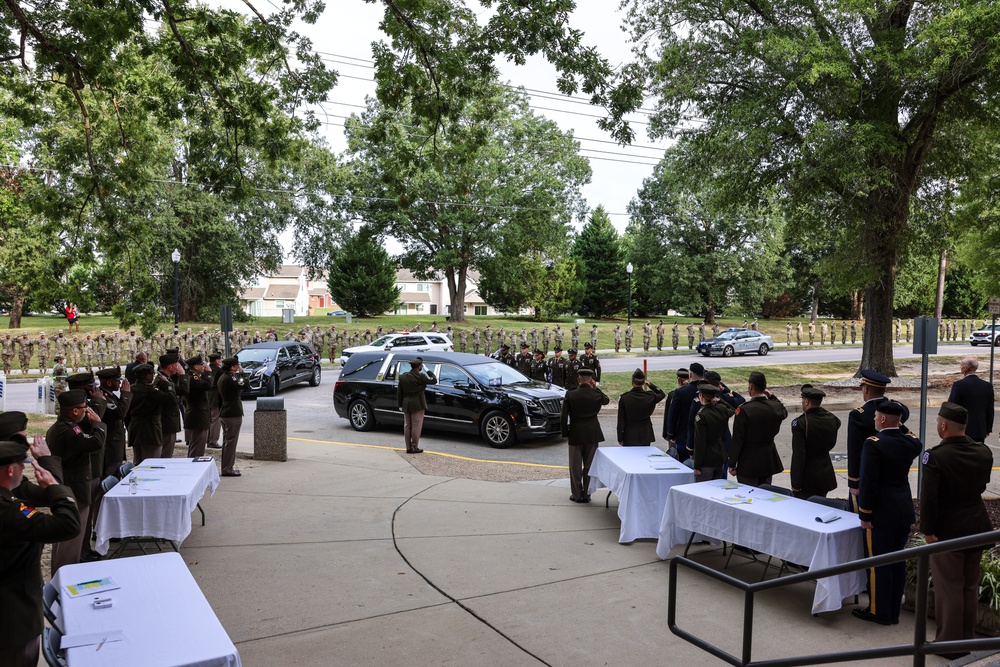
[52,552,241,667]
[586,446,695,543]
[95,458,221,555]
[655,480,864,613]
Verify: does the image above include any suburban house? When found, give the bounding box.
[240,265,334,317]
[393,268,504,317]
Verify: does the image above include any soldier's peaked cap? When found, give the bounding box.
[859,370,891,388]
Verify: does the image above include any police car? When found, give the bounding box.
[969,324,1000,346]
[697,328,775,357]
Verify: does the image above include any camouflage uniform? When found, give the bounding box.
[17,333,33,374]
[1,333,14,374]
[613,325,622,353]
[570,325,580,351]
[67,336,81,370]
[686,324,695,349]
[95,332,109,368]
[472,327,481,355]
[656,321,664,350]
[81,334,96,370]
[698,323,706,342]
[820,321,828,345]
[850,320,857,344]
[786,322,792,346]
[589,325,599,350]
[52,358,68,396]
[35,332,51,374]
[553,325,563,351]
[624,324,633,352]
[110,331,123,364]
[671,323,679,350]
[808,321,815,345]
[796,322,803,346]
[458,329,468,353]
[642,320,651,351]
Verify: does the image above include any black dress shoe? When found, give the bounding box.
[81,550,103,562]
[939,652,969,660]
[852,608,891,625]
[208,443,222,449]
[222,470,242,477]
[582,495,592,503]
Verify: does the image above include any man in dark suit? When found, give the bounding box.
[853,400,922,626]
[847,370,910,512]
[124,351,147,384]
[0,435,80,667]
[183,356,214,457]
[661,368,690,443]
[920,402,993,656]
[560,368,610,503]
[665,363,705,462]
[789,385,840,499]
[617,369,665,446]
[948,356,995,443]
[728,371,787,486]
[397,357,437,454]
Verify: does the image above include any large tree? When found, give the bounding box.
[610,0,1000,375]
[327,225,400,318]
[573,206,626,318]
[343,85,590,322]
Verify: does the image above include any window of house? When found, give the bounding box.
[475,306,488,316]
[275,300,285,309]
[417,283,429,292]
[416,304,425,313]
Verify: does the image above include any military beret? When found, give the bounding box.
[95,368,121,379]
[938,401,968,424]
[676,368,690,379]
[577,368,595,377]
[67,372,95,388]
[0,439,30,466]
[186,356,203,367]
[632,368,645,381]
[553,346,562,352]
[689,362,705,376]
[133,363,154,376]
[567,348,577,355]
[875,400,905,416]
[208,353,223,362]
[748,371,767,389]
[584,342,594,349]
[166,347,180,354]
[159,353,180,367]
[703,370,722,384]
[697,381,719,396]
[801,386,826,400]
[221,357,240,370]
[57,389,88,407]
[0,411,29,439]
[860,370,891,388]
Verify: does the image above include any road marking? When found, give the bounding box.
[287,437,568,469]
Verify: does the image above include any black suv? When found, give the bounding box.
[333,351,565,448]
[236,341,321,397]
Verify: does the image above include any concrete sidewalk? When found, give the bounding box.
[156,436,985,667]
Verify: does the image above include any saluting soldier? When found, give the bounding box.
[459,328,468,353]
[661,368,690,443]
[617,369,665,447]
[0,433,81,667]
[47,389,107,574]
[53,330,68,363]
[570,323,580,350]
[793,321,800,346]
[516,343,532,375]
[789,386,840,499]
[698,322,706,343]
[327,326,338,362]
[183,356,214,457]
[807,320,815,345]
[642,320,652,351]
[497,344,515,368]
[472,326,481,354]
[110,331,123,364]
[580,342,602,383]
[656,320,664,350]
[553,324,564,351]
[691,382,735,481]
[961,319,968,341]
[560,368,610,503]
[96,367,132,478]
[95,331,108,368]
[68,335,82,371]
[853,400,921,626]
[686,323,695,349]
[850,319,857,344]
[35,331,51,374]
[895,317,901,343]
[727,372,787,487]
[484,324,494,353]
[613,325,622,353]
[589,324,599,351]
[846,370,910,513]
[17,332,33,375]
[548,347,568,387]
[127,362,172,463]
[564,349,582,390]
[206,353,224,450]
[671,323,679,349]
[529,349,548,382]
[820,321,828,345]
[786,322,792,346]
[52,356,68,396]
[624,323,633,352]
[841,320,848,345]
[711,322,720,337]
[525,327,534,349]
[2,331,15,374]
[541,326,551,354]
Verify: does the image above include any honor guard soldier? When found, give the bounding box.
[807,321,815,345]
[920,403,994,652]
[580,342,602,383]
[17,332,33,375]
[541,326,551,354]
[727,372,787,487]
[35,331,50,374]
[472,326,481,354]
[497,344,515,368]
[570,323,580,350]
[853,400,921,626]
[529,349,548,382]
[671,323,679,350]
[656,320,664,350]
[691,382,735,481]
[484,324,493,353]
[515,343,532,375]
[589,324,599,350]
[642,320,652,351]
[548,347,568,387]
[96,367,132,478]
[698,322,706,343]
[0,433,81,667]
[796,321,803,345]
[553,324,564,350]
[617,369,665,447]
[846,370,910,512]
[564,349,582,390]
[661,368,690,443]
[624,323,633,351]
[613,325,622,352]
[1,331,15,374]
[789,386,840,499]
[686,324,695,349]
[786,322,792,346]
[560,368,610,503]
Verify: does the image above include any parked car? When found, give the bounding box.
[697,329,774,357]
[969,325,1000,346]
[338,333,453,366]
[236,341,321,397]
[333,350,565,448]
[326,310,347,316]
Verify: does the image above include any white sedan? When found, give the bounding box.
[699,329,775,357]
[338,333,454,365]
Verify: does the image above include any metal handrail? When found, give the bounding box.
[667,529,1000,667]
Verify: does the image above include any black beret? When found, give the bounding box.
[860,370,891,388]
[186,356,203,367]
[748,371,767,389]
[676,368,690,379]
[209,353,222,362]
[95,368,121,379]
[166,347,180,354]
[133,363,154,375]
[0,439,30,466]
[703,370,722,384]
[697,381,719,396]
[159,353,180,367]
[57,389,88,407]
[632,368,645,381]
[577,368,595,377]
[0,411,29,439]
[689,362,705,376]
[938,401,968,424]
[67,372,95,388]
[801,386,826,400]
[876,400,905,416]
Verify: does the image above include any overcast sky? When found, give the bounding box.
[266,0,672,258]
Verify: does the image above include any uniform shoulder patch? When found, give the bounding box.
[72,425,83,435]
[854,407,864,414]
[791,419,798,428]
[922,451,930,465]
[734,407,741,416]
[19,502,38,518]
[866,436,879,442]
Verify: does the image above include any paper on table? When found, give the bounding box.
[64,578,120,598]
[718,495,754,505]
[815,511,842,523]
[758,493,789,503]
[60,630,124,649]
[649,462,680,470]
[709,480,739,489]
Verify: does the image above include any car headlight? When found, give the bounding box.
[515,397,542,411]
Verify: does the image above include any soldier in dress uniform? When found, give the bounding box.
[516,343,532,375]
[472,326,481,354]
[0,433,80,667]
[853,400,921,626]
[920,402,994,653]
[206,353,224,450]
[127,363,172,463]
[686,324,695,349]
[616,368,665,447]
[553,324,564,351]
[96,367,132,479]
[564,349,582,390]
[17,332,33,375]
[589,324,599,350]
[613,324,622,353]
[35,331,50,374]
[2,331,15,374]
[656,320,664,350]
[691,382,735,481]
[183,356,214,457]
[789,386,840,499]
[672,323,679,350]
[727,372,787,487]
[548,347,568,387]
[46,389,107,574]
[484,324,494,353]
[560,368,609,503]
[497,344,515,368]
[643,320,652,351]
[580,342,602,383]
[845,370,910,513]
[529,349,548,382]
[571,323,580,350]
[541,326,551,354]
[661,368,690,443]
[624,323,633,352]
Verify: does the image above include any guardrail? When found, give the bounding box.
[668,530,1000,666]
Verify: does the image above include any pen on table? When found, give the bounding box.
[147,466,165,469]
[748,489,754,493]
[96,636,107,651]
[76,579,103,587]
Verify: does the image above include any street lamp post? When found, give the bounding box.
[171,248,181,333]
[626,262,634,326]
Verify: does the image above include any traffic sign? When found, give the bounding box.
[990,297,1000,315]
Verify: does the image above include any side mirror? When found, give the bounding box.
[384,344,393,350]
[453,380,469,390]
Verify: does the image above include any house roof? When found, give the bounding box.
[396,268,443,282]
[271,264,304,278]
[240,288,266,301]
[399,291,431,303]
[308,288,328,297]
[264,285,301,300]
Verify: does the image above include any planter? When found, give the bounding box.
[903,582,1000,637]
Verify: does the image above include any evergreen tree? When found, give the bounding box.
[573,206,625,318]
[327,227,400,318]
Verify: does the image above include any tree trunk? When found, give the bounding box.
[810,279,820,323]
[934,247,947,320]
[850,290,864,320]
[446,267,468,322]
[703,300,716,325]
[7,295,23,329]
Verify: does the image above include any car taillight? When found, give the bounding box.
[334,381,344,391]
